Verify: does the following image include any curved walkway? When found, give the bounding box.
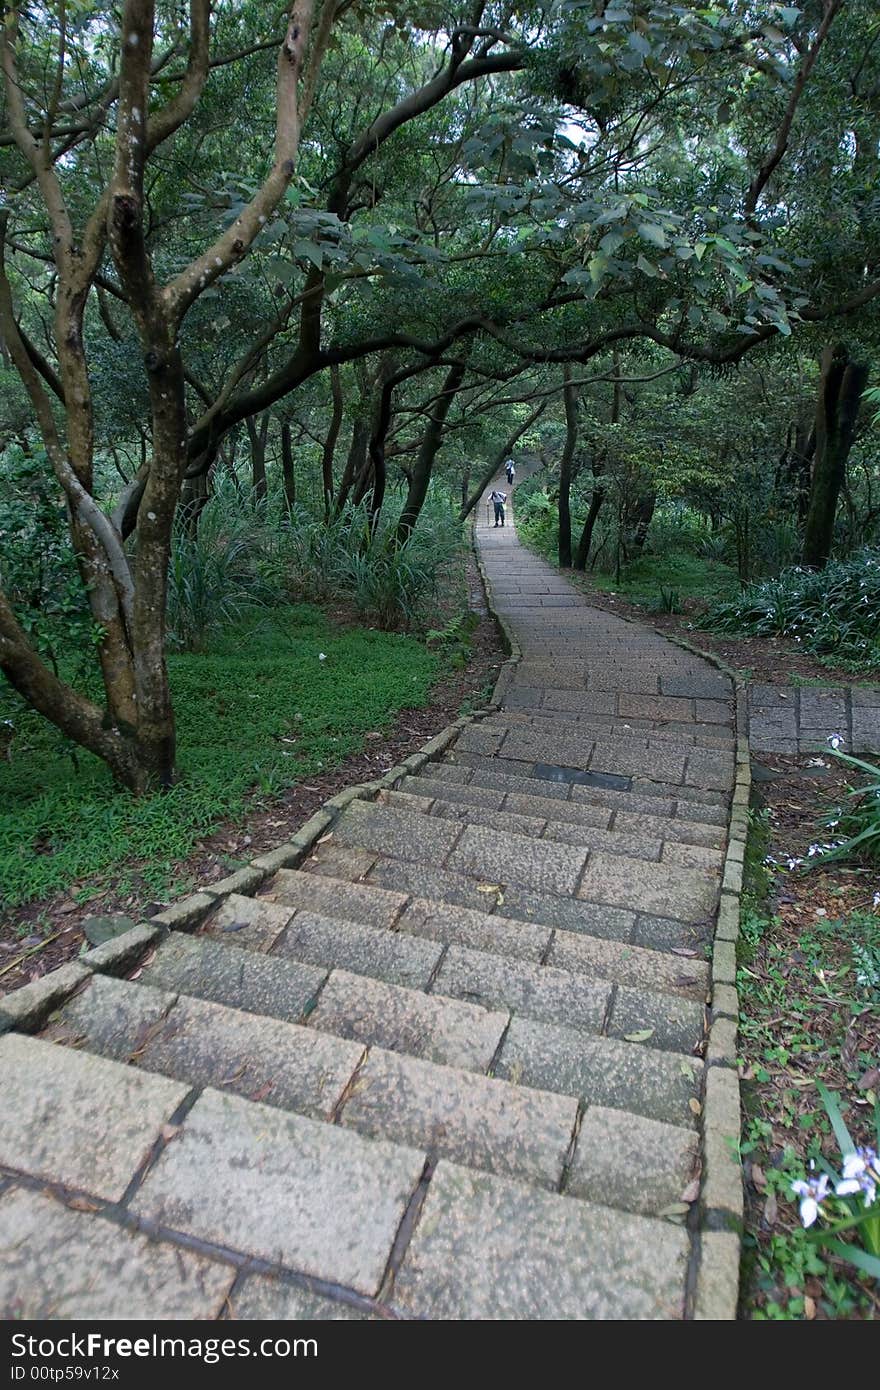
[0,475,740,1322]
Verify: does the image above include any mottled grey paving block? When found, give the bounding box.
[577,852,718,924]
[0,1187,233,1320]
[418,797,547,840]
[448,823,587,896]
[501,686,544,709]
[504,790,612,828]
[670,797,729,828]
[661,841,725,871]
[398,775,505,809]
[367,857,497,911]
[618,694,694,722]
[0,1033,186,1200]
[570,783,675,818]
[496,889,636,943]
[609,984,706,1054]
[417,762,473,784]
[434,944,609,1033]
[590,740,687,784]
[660,673,730,699]
[798,690,847,727]
[542,690,617,714]
[467,764,573,800]
[502,729,596,770]
[140,934,325,1024]
[397,897,551,961]
[309,969,507,1072]
[47,972,176,1062]
[133,1088,424,1297]
[614,809,724,849]
[206,893,294,952]
[305,843,377,880]
[852,707,880,753]
[266,868,407,928]
[454,727,507,756]
[232,1275,373,1320]
[392,1161,689,1320]
[547,930,707,998]
[332,800,461,864]
[496,1016,702,1128]
[277,909,441,989]
[568,1107,699,1216]
[684,751,735,792]
[632,913,711,952]
[695,699,733,724]
[340,1049,577,1189]
[140,990,361,1120]
[542,818,662,861]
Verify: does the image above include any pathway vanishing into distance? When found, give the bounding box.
[0,474,741,1321]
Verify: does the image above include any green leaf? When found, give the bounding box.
[623,1028,655,1043]
[822,1239,880,1279]
[817,1081,855,1156]
[637,221,668,249]
[636,253,659,278]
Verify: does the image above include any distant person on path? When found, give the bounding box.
[505,458,516,485]
[490,488,507,526]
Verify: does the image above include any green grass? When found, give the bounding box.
[516,503,739,608]
[591,550,740,607]
[0,605,438,908]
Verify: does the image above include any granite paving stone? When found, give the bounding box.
[339,1048,578,1189]
[132,1087,425,1297]
[0,1033,187,1200]
[392,1161,689,1319]
[568,1107,699,1216]
[139,934,325,1023]
[309,968,508,1071]
[0,1187,234,1320]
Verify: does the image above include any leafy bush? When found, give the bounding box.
[704,550,880,668]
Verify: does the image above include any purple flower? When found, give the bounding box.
[791,1173,831,1227]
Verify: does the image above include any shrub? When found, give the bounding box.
[704,550,880,668]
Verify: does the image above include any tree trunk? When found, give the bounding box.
[558,366,577,568]
[335,415,370,514]
[801,344,869,569]
[631,493,656,551]
[280,421,296,512]
[397,360,466,543]
[320,364,343,519]
[246,413,269,503]
[573,478,605,571]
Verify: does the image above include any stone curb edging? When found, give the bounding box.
[0,512,524,1039]
[661,631,748,1323]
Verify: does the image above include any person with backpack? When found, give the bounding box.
[490,488,507,526]
[505,458,516,485]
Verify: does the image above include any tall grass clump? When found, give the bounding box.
[166,478,277,651]
[703,550,880,669]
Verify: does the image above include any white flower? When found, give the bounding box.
[836,1148,880,1208]
[318,652,327,661]
[792,1173,831,1227]
[873,891,880,908]
[827,733,843,750]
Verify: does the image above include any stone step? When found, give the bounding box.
[397,778,722,850]
[382,788,726,871]
[432,943,705,1053]
[325,800,720,927]
[47,970,699,1223]
[494,1014,703,1129]
[390,1159,691,1319]
[42,974,583,1198]
[439,752,730,824]
[479,711,735,751]
[206,890,708,1003]
[273,857,710,956]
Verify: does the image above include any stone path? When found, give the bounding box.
[0,475,742,1321]
[748,682,880,757]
